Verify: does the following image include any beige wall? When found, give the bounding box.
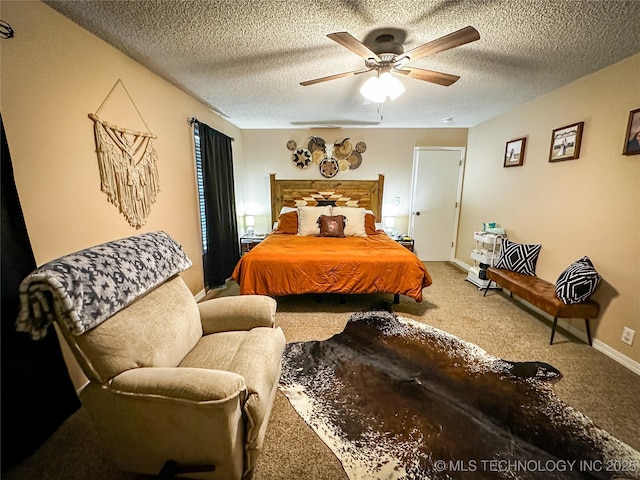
[1,1,243,292]
[457,53,640,363]
[240,128,467,236]
[1,1,243,388]
[3,1,637,388]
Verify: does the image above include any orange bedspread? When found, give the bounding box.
[231,234,432,301]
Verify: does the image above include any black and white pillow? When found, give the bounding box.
[555,256,600,304]
[494,238,542,276]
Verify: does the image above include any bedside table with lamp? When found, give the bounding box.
[240,215,266,254]
[384,216,414,252]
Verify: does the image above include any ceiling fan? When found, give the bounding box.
[300,26,480,103]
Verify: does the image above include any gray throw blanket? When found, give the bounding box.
[16,231,192,340]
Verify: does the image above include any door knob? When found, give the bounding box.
[415,211,421,216]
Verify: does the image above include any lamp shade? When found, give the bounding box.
[360,72,405,103]
[245,215,255,234]
[360,76,387,104]
[379,72,405,100]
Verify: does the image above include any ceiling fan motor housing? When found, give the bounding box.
[372,34,404,57]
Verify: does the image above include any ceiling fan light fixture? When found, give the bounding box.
[359,76,386,103]
[380,72,405,100]
[360,71,405,103]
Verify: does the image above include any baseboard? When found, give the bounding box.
[493,292,640,376]
[553,316,590,344]
[451,258,470,271]
[592,340,640,376]
[451,259,639,376]
[495,289,596,344]
[195,276,236,302]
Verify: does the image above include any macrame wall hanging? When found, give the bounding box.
[88,79,160,229]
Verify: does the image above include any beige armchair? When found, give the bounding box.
[58,276,286,480]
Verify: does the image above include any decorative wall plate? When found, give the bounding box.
[312,150,327,165]
[332,138,352,160]
[292,148,312,169]
[347,151,362,169]
[308,136,326,153]
[286,140,297,151]
[319,157,339,178]
[355,141,367,153]
[338,159,350,172]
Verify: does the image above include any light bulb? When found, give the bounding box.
[380,72,405,100]
[360,72,405,103]
[360,76,387,103]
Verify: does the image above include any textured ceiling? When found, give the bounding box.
[45,0,640,129]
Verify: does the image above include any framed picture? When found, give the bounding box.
[549,122,584,162]
[503,137,526,167]
[623,108,640,156]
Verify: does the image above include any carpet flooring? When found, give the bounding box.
[3,262,639,480]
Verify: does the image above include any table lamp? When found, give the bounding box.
[384,216,396,236]
[245,215,255,235]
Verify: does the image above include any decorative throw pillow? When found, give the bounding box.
[279,206,297,214]
[297,206,332,236]
[555,256,600,304]
[317,215,346,237]
[494,238,542,276]
[331,207,367,237]
[365,212,380,235]
[275,211,298,234]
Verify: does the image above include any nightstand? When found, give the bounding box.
[393,235,414,252]
[240,234,266,255]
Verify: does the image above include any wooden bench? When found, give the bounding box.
[483,267,599,345]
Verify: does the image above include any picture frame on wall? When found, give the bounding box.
[622,108,640,156]
[503,137,526,167]
[549,122,584,162]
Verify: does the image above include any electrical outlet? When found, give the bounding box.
[621,327,635,346]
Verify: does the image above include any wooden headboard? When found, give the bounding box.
[270,174,385,224]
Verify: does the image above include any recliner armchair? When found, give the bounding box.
[60,276,285,479]
[16,231,286,480]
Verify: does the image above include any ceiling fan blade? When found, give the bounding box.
[396,67,460,86]
[300,68,373,86]
[400,26,480,63]
[327,32,381,62]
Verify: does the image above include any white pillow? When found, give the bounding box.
[297,206,332,236]
[279,206,297,215]
[331,207,367,237]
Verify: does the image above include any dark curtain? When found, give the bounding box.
[196,121,240,288]
[1,114,81,471]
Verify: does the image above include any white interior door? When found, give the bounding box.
[409,147,464,261]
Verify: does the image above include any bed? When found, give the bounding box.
[231,174,432,302]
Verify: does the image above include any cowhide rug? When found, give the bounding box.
[279,310,640,480]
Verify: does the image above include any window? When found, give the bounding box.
[193,124,207,254]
